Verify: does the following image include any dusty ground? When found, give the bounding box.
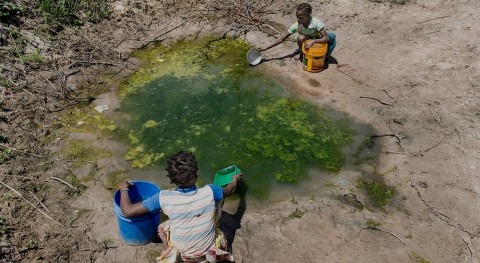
[1,0,480,262]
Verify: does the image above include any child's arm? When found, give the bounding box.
[305,28,330,49]
[259,32,291,51]
[222,173,243,197]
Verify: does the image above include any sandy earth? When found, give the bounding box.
[79,0,480,262]
[81,0,480,262]
[2,0,479,262]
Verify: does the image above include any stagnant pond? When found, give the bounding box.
[110,37,379,200]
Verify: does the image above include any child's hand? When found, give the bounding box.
[233,173,244,182]
[116,180,132,191]
[304,40,314,50]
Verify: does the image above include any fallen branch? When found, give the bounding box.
[50,176,78,192]
[418,15,450,24]
[140,22,186,49]
[371,133,405,144]
[0,181,63,226]
[0,144,45,158]
[458,233,473,261]
[418,140,443,156]
[361,227,406,245]
[260,23,281,35]
[41,75,60,93]
[432,113,443,127]
[383,138,443,157]
[67,61,119,69]
[411,183,475,238]
[30,190,50,212]
[0,174,52,183]
[382,89,394,99]
[359,96,392,106]
[336,68,377,89]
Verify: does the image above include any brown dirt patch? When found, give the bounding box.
[1,0,479,262]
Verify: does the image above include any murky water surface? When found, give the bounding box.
[112,37,377,200]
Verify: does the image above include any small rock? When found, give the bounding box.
[94,105,109,113]
[77,121,85,126]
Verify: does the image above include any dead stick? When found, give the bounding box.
[65,159,96,165]
[418,15,450,24]
[261,23,281,35]
[371,134,404,143]
[0,181,63,226]
[30,190,50,212]
[412,183,474,237]
[50,176,78,192]
[0,144,45,158]
[473,227,480,238]
[383,150,413,156]
[3,75,18,86]
[22,88,34,96]
[382,89,394,99]
[458,234,473,260]
[359,96,392,106]
[432,114,443,127]
[361,227,406,245]
[0,174,52,183]
[41,75,60,93]
[67,61,118,69]
[141,22,186,49]
[419,140,443,156]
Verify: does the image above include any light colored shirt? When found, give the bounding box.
[142,184,224,256]
[160,186,218,255]
[288,17,326,39]
[141,184,223,213]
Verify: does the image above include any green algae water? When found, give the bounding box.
[114,37,356,199]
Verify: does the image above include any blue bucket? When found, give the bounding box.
[113,181,161,245]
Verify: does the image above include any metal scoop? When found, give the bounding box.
[247,48,263,66]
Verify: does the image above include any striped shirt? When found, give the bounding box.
[159,186,221,255]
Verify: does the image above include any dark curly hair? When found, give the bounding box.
[165,151,198,187]
[297,3,312,15]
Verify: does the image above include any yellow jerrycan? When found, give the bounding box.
[302,42,328,73]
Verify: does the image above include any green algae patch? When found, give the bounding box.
[118,37,249,98]
[357,178,396,207]
[114,37,355,198]
[59,107,117,133]
[365,219,381,229]
[411,252,431,263]
[105,170,129,191]
[63,140,112,167]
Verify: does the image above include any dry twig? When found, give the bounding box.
[382,89,394,99]
[361,227,406,245]
[418,15,450,24]
[411,183,476,238]
[371,133,405,144]
[0,181,63,226]
[30,190,50,212]
[359,96,392,106]
[140,22,186,49]
[50,176,78,192]
[0,144,45,158]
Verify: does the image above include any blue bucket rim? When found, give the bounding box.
[113,180,161,221]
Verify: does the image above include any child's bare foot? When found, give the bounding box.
[294,53,304,62]
[162,246,174,257]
